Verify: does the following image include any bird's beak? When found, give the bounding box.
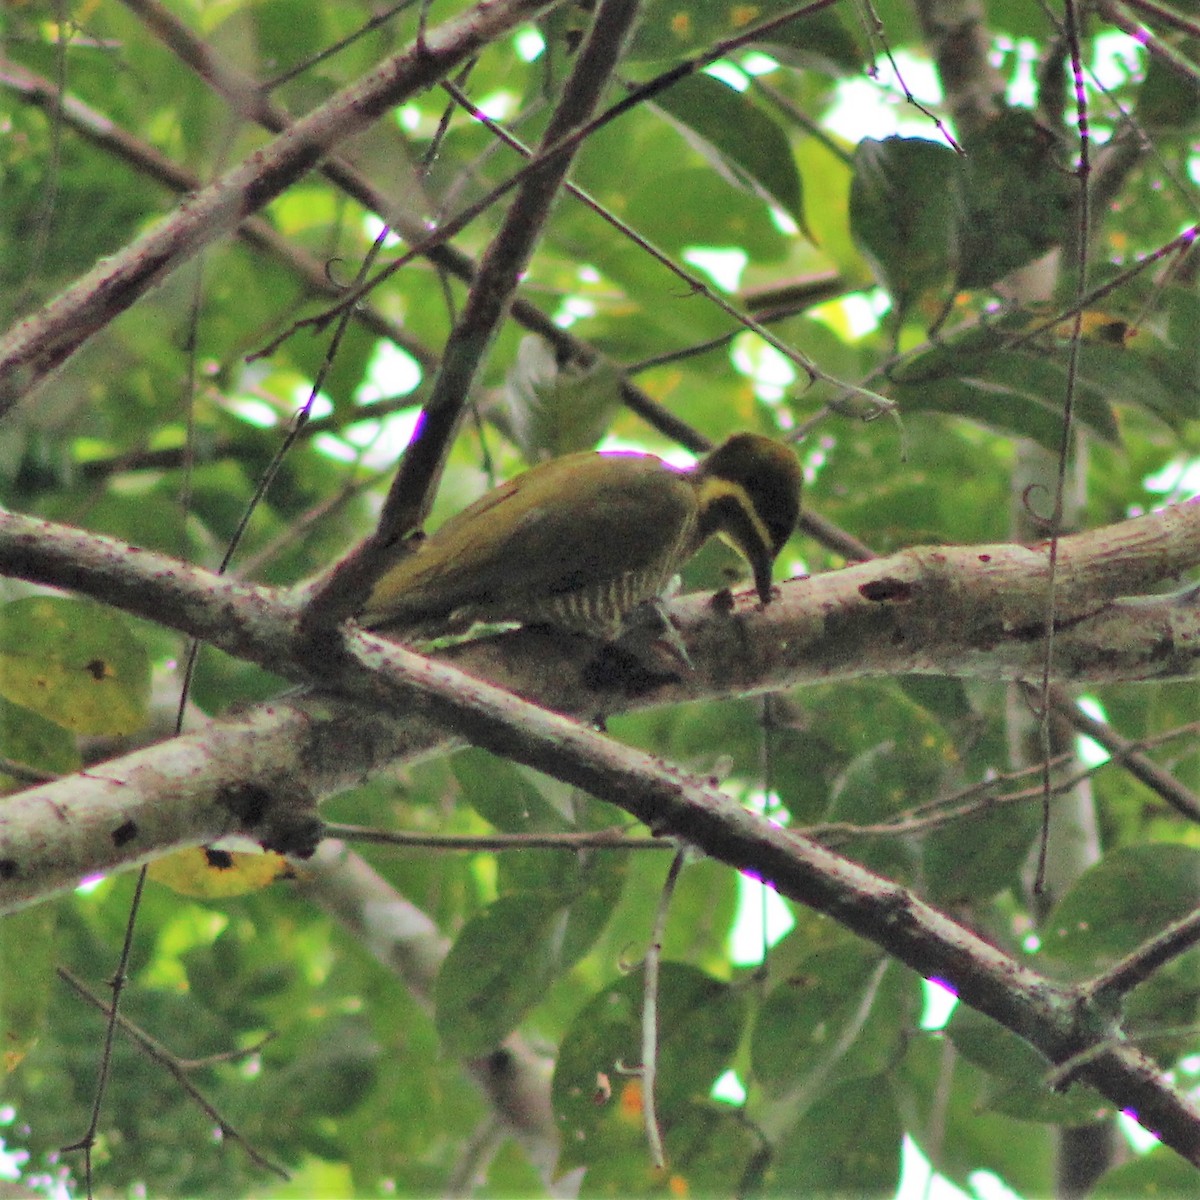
[752,553,774,606]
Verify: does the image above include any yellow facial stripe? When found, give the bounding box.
[696,476,773,554]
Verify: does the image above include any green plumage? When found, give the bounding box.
[359,433,801,639]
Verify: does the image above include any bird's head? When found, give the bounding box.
[694,433,802,604]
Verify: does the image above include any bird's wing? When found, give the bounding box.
[360,453,695,628]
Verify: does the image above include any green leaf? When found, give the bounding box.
[752,946,910,1097]
[893,339,1122,448]
[0,904,57,1071]
[483,1138,546,1197]
[281,1019,382,1118]
[1138,51,1200,132]
[208,0,336,98]
[581,852,739,988]
[452,751,569,834]
[576,1101,763,1197]
[557,851,629,967]
[0,694,81,775]
[0,597,150,735]
[923,795,1042,907]
[850,136,961,320]
[1092,1148,1200,1197]
[956,108,1074,289]
[1042,844,1200,972]
[435,893,569,1057]
[754,7,866,75]
[493,826,628,965]
[552,963,745,1173]
[768,682,942,826]
[825,743,922,880]
[650,73,806,230]
[761,1076,902,1196]
[1115,945,1200,1071]
[501,336,623,461]
[793,134,871,282]
[946,1005,1112,1124]
[627,0,830,62]
[623,166,790,260]
[896,1033,1055,1195]
[822,692,952,880]
[1079,337,1200,431]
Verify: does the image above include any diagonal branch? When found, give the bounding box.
[2,501,1200,914]
[1086,905,1200,1008]
[304,0,645,627]
[0,57,438,372]
[373,0,644,541]
[1034,682,1200,823]
[3,620,1200,1159]
[4,505,1200,1156]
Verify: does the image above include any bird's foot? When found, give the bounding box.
[581,600,693,694]
[619,598,694,672]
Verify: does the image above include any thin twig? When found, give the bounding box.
[258,1,851,358]
[1046,1022,1200,1092]
[1119,0,1200,36]
[0,55,435,369]
[1097,0,1200,87]
[1033,0,1093,895]
[437,80,888,415]
[11,0,68,316]
[1034,685,1200,824]
[60,868,149,1198]
[641,847,686,1170]
[56,967,290,1181]
[0,0,554,405]
[1086,906,1200,1009]
[322,822,668,851]
[115,0,695,447]
[263,0,418,91]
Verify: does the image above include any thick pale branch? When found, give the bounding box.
[0,0,558,406]
[0,500,1197,707]
[0,700,448,910]
[3,500,1197,920]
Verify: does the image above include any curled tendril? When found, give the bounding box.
[1021,482,1056,529]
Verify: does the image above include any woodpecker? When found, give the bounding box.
[358,432,801,640]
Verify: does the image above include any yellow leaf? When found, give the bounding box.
[148,847,294,898]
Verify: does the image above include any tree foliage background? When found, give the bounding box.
[4,0,1200,1196]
